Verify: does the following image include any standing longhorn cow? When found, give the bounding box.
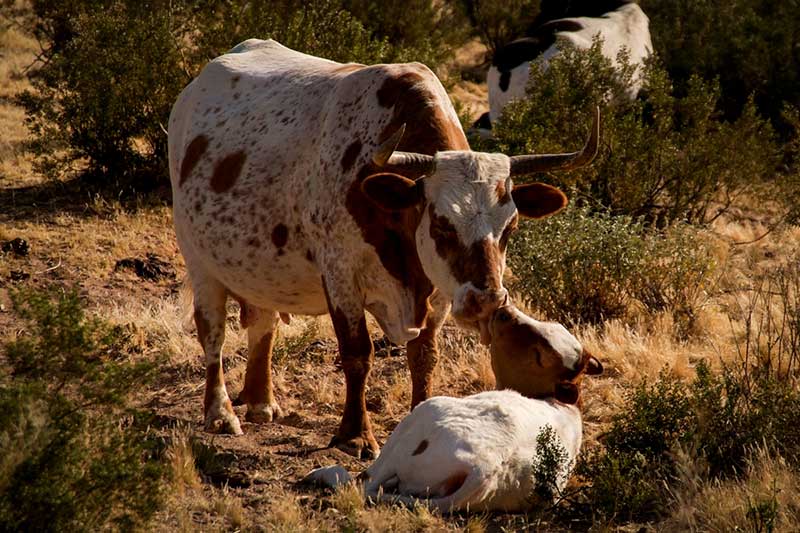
[168,39,599,458]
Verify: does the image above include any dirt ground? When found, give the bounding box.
[2,16,799,533]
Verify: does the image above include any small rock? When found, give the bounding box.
[114,253,176,281]
[9,270,30,282]
[374,336,403,358]
[1,238,29,257]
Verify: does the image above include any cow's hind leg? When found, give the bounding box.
[323,276,379,459]
[192,275,242,434]
[233,304,283,423]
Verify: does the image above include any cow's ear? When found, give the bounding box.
[554,382,580,405]
[512,183,567,219]
[362,173,423,211]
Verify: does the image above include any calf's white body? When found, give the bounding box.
[362,390,581,512]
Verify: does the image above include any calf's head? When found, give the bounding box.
[488,304,603,404]
[362,110,600,343]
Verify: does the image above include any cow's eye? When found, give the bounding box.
[496,309,511,322]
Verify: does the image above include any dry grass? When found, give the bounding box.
[665,448,800,532]
[0,18,37,187]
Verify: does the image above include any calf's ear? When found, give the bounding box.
[584,352,603,375]
[362,173,423,211]
[512,183,567,219]
[554,381,580,405]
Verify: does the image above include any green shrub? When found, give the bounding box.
[508,204,716,326]
[485,41,787,226]
[20,0,464,186]
[576,358,800,524]
[341,0,468,67]
[640,0,800,133]
[0,289,165,532]
[457,0,540,53]
[19,1,193,186]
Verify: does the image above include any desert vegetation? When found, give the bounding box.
[2,0,800,531]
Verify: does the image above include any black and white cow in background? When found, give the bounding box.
[475,0,652,129]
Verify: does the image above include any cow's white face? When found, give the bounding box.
[415,152,516,323]
[362,150,568,342]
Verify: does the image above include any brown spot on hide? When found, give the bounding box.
[376,69,469,161]
[246,236,260,247]
[412,439,429,456]
[341,140,362,172]
[271,224,288,248]
[305,250,314,262]
[377,72,425,107]
[211,151,246,193]
[429,205,503,291]
[231,74,240,88]
[346,175,432,325]
[180,135,209,185]
[342,67,470,328]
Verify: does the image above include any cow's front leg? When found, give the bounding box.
[407,289,451,409]
[192,275,242,435]
[233,304,282,423]
[323,277,379,459]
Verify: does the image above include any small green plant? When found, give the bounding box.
[0,288,165,532]
[746,481,780,533]
[530,425,571,504]
[272,321,322,365]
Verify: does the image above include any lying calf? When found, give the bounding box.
[307,305,603,512]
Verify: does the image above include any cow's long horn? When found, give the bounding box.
[372,123,436,177]
[509,107,600,176]
[372,123,406,166]
[385,152,435,177]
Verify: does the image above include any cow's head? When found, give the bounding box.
[361,109,600,343]
[488,304,603,404]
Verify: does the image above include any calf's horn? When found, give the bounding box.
[509,107,600,176]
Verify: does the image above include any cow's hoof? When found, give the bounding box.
[329,434,380,460]
[204,410,243,435]
[245,402,283,423]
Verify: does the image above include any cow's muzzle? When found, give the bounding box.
[451,284,509,345]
